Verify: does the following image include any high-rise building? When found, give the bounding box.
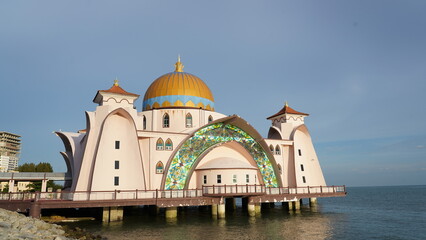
[0,132,21,172]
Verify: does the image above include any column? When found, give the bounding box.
[102,207,110,222]
[247,203,255,217]
[217,204,225,219]
[254,203,261,216]
[29,202,41,219]
[211,204,218,217]
[41,180,48,192]
[165,207,177,219]
[8,180,15,193]
[309,197,318,206]
[293,200,301,210]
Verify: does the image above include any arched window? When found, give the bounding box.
[269,144,274,153]
[208,115,213,123]
[143,115,147,130]
[156,161,164,174]
[275,145,281,155]
[156,138,164,150]
[163,113,170,128]
[186,113,192,128]
[165,138,173,150]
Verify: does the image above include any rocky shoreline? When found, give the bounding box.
[0,208,104,240]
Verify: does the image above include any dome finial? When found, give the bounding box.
[114,78,119,86]
[285,101,288,107]
[175,55,184,72]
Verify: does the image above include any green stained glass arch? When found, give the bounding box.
[164,123,278,189]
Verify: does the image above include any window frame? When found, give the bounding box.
[156,138,164,151]
[163,113,170,128]
[114,176,119,186]
[185,113,193,128]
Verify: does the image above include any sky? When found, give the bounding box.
[0,0,425,187]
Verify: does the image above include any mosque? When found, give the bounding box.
[56,58,327,194]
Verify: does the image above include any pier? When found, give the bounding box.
[0,184,346,221]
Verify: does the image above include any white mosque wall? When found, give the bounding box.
[292,125,326,187]
[90,112,146,191]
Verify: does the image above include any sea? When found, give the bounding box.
[62,185,426,240]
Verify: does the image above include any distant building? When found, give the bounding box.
[57,58,326,192]
[0,132,21,172]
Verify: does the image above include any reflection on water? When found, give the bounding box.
[63,203,336,240]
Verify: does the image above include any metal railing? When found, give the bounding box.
[202,185,346,196]
[0,185,345,201]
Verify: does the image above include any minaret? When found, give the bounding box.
[266,102,309,140]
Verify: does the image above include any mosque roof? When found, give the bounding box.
[267,102,309,119]
[98,80,139,96]
[142,57,215,111]
[93,80,139,103]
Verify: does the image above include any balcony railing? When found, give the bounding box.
[0,185,346,201]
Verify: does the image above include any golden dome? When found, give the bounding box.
[143,58,215,111]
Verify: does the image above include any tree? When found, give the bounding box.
[18,162,53,173]
[18,163,36,172]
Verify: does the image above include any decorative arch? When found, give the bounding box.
[269,144,274,153]
[162,122,279,189]
[208,115,213,123]
[267,126,283,139]
[186,113,193,128]
[165,138,173,151]
[156,138,164,150]
[143,115,147,130]
[163,113,170,128]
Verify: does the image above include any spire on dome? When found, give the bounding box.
[114,78,119,86]
[174,55,184,72]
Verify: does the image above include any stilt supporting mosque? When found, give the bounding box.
[217,204,226,219]
[165,207,178,219]
[211,204,218,217]
[102,207,123,222]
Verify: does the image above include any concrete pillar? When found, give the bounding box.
[110,207,123,221]
[309,197,318,206]
[247,204,255,217]
[217,204,225,219]
[287,201,293,211]
[8,180,15,193]
[255,203,261,216]
[165,207,178,219]
[102,207,110,222]
[41,180,48,193]
[293,200,301,210]
[29,202,41,219]
[211,204,218,217]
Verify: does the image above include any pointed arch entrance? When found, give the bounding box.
[162,117,280,190]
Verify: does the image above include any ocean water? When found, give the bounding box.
[63,185,426,240]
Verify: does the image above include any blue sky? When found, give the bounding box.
[1,1,425,187]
